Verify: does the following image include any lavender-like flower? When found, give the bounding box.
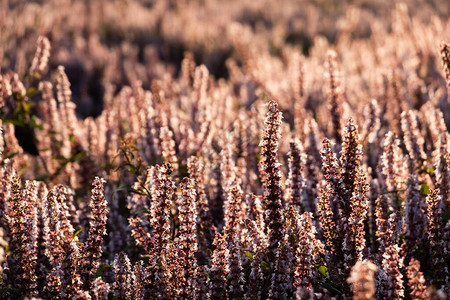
[133,261,147,300]
[286,138,305,210]
[74,290,92,299]
[406,259,429,300]
[92,277,111,300]
[340,119,364,212]
[56,65,77,137]
[130,163,174,298]
[378,132,405,211]
[42,186,68,298]
[302,119,321,219]
[112,252,134,299]
[375,195,399,260]
[341,120,369,269]
[45,265,64,299]
[223,179,244,242]
[208,232,229,300]
[38,81,60,169]
[221,174,245,299]
[320,138,341,207]
[325,50,343,146]
[361,99,381,145]
[401,110,426,166]
[317,182,337,256]
[188,156,213,227]
[5,178,39,297]
[244,219,265,300]
[150,164,174,255]
[440,41,450,92]
[346,172,369,263]
[41,184,82,298]
[319,119,368,295]
[347,260,377,300]
[382,244,404,300]
[227,234,245,299]
[0,75,13,116]
[293,212,316,293]
[8,72,26,98]
[426,189,447,287]
[434,131,450,213]
[187,263,207,300]
[404,156,427,256]
[129,217,153,254]
[259,100,284,252]
[61,239,83,299]
[188,156,215,261]
[209,153,226,227]
[245,193,265,234]
[29,36,50,76]
[81,177,109,290]
[269,234,293,300]
[159,126,179,172]
[175,178,199,299]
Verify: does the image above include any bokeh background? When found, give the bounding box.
[2,0,449,119]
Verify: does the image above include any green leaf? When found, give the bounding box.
[418,165,435,175]
[95,264,111,277]
[72,152,85,162]
[30,117,43,130]
[255,153,262,163]
[70,229,84,241]
[126,243,140,250]
[317,281,341,295]
[140,208,151,214]
[115,185,143,195]
[56,152,84,165]
[178,163,189,176]
[443,211,450,223]
[115,161,137,172]
[116,185,134,192]
[26,87,39,97]
[35,174,51,181]
[56,155,70,164]
[0,286,19,296]
[3,152,18,160]
[4,119,25,127]
[318,265,328,277]
[243,250,253,260]
[23,102,35,111]
[260,261,270,270]
[140,255,150,264]
[420,183,430,196]
[12,91,24,102]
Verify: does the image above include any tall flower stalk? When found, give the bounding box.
[259,100,284,254]
[5,178,39,298]
[81,177,108,290]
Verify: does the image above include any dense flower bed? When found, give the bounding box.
[0,1,449,299]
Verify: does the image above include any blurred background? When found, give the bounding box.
[2,0,449,119]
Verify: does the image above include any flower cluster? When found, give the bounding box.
[0,1,449,299]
